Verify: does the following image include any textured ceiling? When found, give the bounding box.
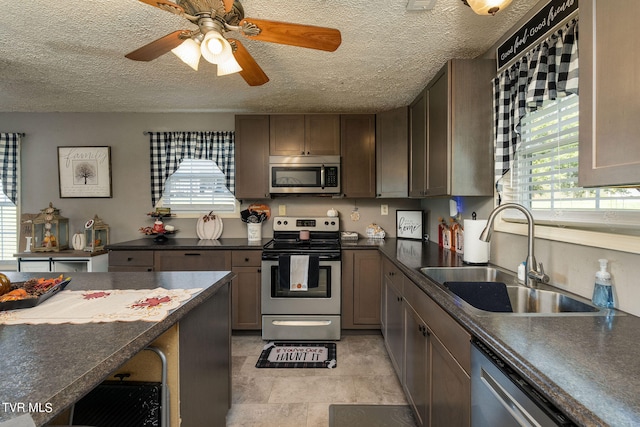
[0,0,540,113]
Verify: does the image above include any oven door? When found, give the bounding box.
[261,259,341,315]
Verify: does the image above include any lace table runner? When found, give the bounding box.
[0,288,203,325]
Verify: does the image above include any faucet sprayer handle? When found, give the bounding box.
[528,262,550,284]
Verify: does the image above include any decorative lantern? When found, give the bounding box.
[31,202,69,252]
[83,215,109,252]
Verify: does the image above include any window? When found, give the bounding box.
[158,158,238,214]
[0,181,17,262]
[503,94,640,230]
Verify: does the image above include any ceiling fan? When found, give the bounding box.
[126,0,342,86]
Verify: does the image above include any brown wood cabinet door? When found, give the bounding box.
[409,90,427,197]
[426,68,449,196]
[341,114,376,198]
[430,333,471,427]
[404,303,430,427]
[579,0,640,187]
[235,115,270,199]
[342,250,381,329]
[154,250,231,271]
[108,250,154,272]
[305,114,341,155]
[376,107,409,198]
[231,266,262,330]
[269,115,306,155]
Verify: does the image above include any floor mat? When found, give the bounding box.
[255,341,336,368]
[329,405,417,427]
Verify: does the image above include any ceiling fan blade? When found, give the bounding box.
[240,18,341,52]
[222,0,234,13]
[125,30,187,61]
[137,0,185,13]
[229,39,269,86]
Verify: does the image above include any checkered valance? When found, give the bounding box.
[493,18,579,183]
[148,131,235,207]
[0,133,21,204]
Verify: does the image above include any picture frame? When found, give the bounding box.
[396,210,424,240]
[58,146,112,198]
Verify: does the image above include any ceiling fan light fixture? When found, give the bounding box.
[217,55,243,76]
[462,0,513,15]
[201,30,233,65]
[171,38,201,71]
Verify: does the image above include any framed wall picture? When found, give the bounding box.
[396,210,424,240]
[58,146,112,198]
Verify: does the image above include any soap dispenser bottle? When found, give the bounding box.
[592,259,615,309]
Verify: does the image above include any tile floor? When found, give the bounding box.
[226,332,408,427]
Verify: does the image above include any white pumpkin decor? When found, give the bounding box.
[72,232,86,251]
[196,211,223,240]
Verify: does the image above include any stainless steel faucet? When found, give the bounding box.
[479,203,550,287]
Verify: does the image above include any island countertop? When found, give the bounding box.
[0,270,234,426]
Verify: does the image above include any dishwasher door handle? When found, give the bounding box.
[480,367,539,427]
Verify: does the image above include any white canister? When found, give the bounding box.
[247,223,262,242]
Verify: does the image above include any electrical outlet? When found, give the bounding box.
[279,205,286,216]
[381,204,389,215]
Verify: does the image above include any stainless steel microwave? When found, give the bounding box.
[269,155,340,194]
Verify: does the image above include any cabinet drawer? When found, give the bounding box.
[232,250,262,267]
[404,282,471,374]
[109,251,154,267]
[154,250,231,271]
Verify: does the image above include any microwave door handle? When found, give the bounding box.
[320,165,325,188]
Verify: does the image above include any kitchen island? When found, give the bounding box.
[0,270,234,427]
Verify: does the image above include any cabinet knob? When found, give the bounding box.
[257,268,261,273]
[245,257,250,262]
[127,257,133,262]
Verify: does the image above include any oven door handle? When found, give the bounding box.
[272,320,333,327]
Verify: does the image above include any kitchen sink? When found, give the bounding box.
[420,267,607,316]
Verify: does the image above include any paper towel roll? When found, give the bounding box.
[463,219,490,264]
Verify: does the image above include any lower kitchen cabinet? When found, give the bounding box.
[154,250,231,271]
[108,250,154,272]
[383,256,471,427]
[342,250,381,329]
[382,257,405,378]
[231,250,262,330]
[404,302,429,427]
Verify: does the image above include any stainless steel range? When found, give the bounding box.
[261,216,341,340]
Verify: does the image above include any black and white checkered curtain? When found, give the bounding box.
[148,131,235,207]
[0,133,20,204]
[493,18,579,185]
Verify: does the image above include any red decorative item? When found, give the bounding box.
[83,291,111,300]
[131,296,172,308]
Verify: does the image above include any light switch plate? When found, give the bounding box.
[279,205,286,216]
[381,204,389,215]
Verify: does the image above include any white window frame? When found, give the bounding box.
[496,95,640,255]
[156,158,239,219]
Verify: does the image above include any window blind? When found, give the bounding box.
[504,94,640,228]
[160,159,236,213]
[0,183,17,260]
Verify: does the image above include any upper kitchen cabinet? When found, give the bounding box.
[269,114,341,156]
[341,114,376,198]
[410,59,494,197]
[579,0,640,187]
[376,107,409,198]
[235,115,270,199]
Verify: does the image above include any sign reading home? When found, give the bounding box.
[497,0,578,70]
[256,342,337,368]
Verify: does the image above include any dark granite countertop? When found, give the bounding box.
[106,237,269,250]
[375,238,639,427]
[0,270,234,426]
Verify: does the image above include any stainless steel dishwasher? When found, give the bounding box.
[471,339,576,426]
